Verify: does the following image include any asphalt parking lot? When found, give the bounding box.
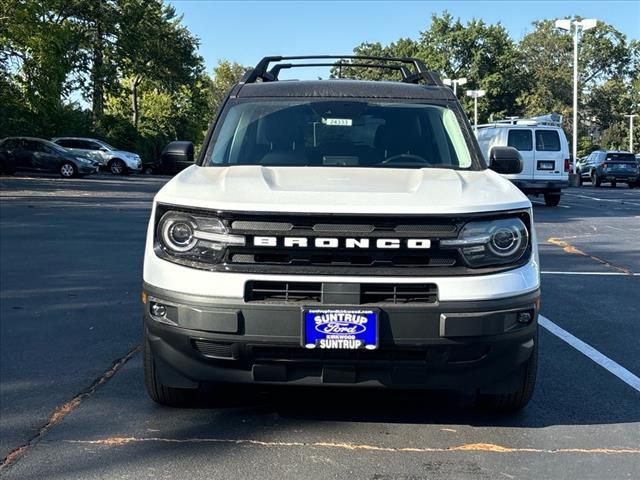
[1,174,639,479]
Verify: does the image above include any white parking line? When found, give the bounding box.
[541,271,640,276]
[539,315,640,393]
[564,193,640,207]
[531,201,570,209]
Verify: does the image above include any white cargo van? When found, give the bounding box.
[476,115,570,206]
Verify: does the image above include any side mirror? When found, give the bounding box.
[489,146,523,174]
[163,141,194,163]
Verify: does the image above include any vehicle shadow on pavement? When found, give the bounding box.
[188,370,640,429]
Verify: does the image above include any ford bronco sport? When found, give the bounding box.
[142,56,540,412]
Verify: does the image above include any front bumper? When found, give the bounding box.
[144,283,539,391]
[124,158,143,171]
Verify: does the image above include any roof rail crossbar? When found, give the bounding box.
[242,55,441,85]
[268,62,412,80]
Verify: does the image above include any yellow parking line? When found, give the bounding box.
[547,237,633,275]
[66,437,640,455]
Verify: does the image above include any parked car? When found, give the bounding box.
[52,137,142,175]
[577,150,639,188]
[142,55,539,412]
[476,114,570,207]
[0,137,99,177]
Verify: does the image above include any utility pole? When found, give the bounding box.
[624,114,638,152]
[442,77,467,96]
[466,90,486,134]
[555,18,598,174]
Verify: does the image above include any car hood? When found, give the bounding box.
[155,165,530,214]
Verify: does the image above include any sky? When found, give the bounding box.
[168,0,640,79]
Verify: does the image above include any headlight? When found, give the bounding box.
[441,217,529,268]
[155,210,245,267]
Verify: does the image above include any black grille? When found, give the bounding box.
[154,207,532,276]
[192,340,236,359]
[245,281,438,304]
[245,281,322,303]
[360,283,437,304]
[222,212,466,276]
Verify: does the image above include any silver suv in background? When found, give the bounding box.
[52,137,142,175]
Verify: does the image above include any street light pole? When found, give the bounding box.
[555,18,598,174]
[572,25,579,173]
[625,114,638,152]
[442,77,467,96]
[466,90,486,134]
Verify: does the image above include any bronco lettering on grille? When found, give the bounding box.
[252,236,431,249]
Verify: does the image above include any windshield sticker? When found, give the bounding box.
[322,118,353,126]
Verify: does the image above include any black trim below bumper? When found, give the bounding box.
[511,179,568,194]
[143,283,539,391]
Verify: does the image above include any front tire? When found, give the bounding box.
[592,172,601,188]
[59,162,77,178]
[544,193,561,207]
[611,181,617,188]
[144,330,196,407]
[476,336,538,413]
[108,158,126,175]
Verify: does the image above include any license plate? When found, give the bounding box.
[537,161,555,170]
[302,308,378,350]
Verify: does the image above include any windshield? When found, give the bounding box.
[206,100,473,169]
[44,140,70,155]
[99,141,116,150]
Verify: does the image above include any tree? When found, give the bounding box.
[517,19,637,149]
[115,0,202,127]
[341,13,526,122]
[417,13,526,121]
[210,60,250,114]
[331,39,419,81]
[0,0,89,134]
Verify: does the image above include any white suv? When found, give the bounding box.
[52,137,142,175]
[476,116,570,206]
[142,56,540,412]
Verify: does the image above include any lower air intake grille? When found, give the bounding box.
[360,283,438,304]
[245,281,322,303]
[192,340,236,359]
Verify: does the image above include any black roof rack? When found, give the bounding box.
[241,55,441,86]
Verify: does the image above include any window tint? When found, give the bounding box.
[535,130,561,151]
[207,100,473,169]
[55,139,74,148]
[606,152,636,161]
[82,141,102,150]
[507,130,533,151]
[23,141,43,152]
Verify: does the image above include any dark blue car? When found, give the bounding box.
[0,137,100,178]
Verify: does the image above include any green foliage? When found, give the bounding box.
[1,0,209,162]
[210,60,251,114]
[2,6,638,159]
[341,13,637,151]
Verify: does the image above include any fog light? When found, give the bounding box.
[517,312,532,324]
[150,302,167,317]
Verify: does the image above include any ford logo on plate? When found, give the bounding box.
[313,312,369,335]
[315,321,367,335]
